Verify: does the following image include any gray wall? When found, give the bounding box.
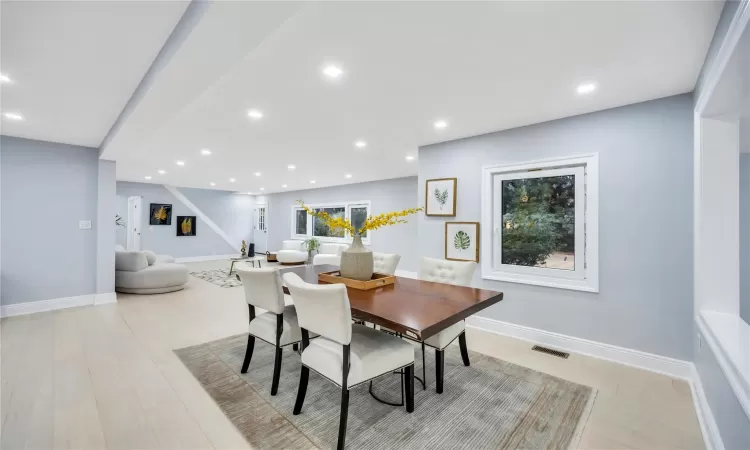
[418,95,694,360]
[694,328,750,450]
[1,136,99,305]
[265,177,420,272]
[115,181,250,258]
[179,186,254,248]
[96,160,117,295]
[741,154,749,323]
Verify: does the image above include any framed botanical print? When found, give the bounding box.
[176,216,196,236]
[425,178,457,216]
[445,222,479,262]
[149,203,172,225]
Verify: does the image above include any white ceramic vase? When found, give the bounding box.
[339,234,374,281]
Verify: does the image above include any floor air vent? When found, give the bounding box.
[531,345,570,359]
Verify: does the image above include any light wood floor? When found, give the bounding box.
[1,260,705,449]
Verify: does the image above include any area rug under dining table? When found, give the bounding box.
[175,334,596,449]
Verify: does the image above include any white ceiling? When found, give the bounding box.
[0,0,189,147]
[5,1,723,190]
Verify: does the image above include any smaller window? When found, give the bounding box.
[295,209,307,236]
[481,154,599,292]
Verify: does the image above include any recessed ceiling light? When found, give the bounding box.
[406,155,416,161]
[576,83,597,95]
[157,169,166,175]
[344,173,352,179]
[433,120,447,129]
[287,164,296,170]
[3,112,23,121]
[254,172,261,177]
[354,140,367,149]
[247,192,253,195]
[200,148,211,155]
[229,178,236,183]
[282,184,288,188]
[260,187,265,191]
[176,160,185,166]
[322,65,344,78]
[210,182,216,186]
[247,109,264,120]
[0,73,12,83]
[310,180,316,184]
[145,176,152,180]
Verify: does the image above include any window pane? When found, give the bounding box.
[295,209,307,235]
[350,206,368,237]
[501,175,575,270]
[313,207,346,238]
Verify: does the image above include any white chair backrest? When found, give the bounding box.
[282,240,305,251]
[236,267,285,314]
[319,243,348,256]
[419,257,476,286]
[283,272,352,345]
[373,252,401,275]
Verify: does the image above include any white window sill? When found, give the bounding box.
[697,310,750,418]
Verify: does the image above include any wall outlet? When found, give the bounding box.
[79,220,92,229]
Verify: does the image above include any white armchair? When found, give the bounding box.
[276,240,308,265]
[312,243,349,266]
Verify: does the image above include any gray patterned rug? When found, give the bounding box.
[189,269,242,288]
[175,334,596,450]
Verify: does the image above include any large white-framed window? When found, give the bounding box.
[481,154,599,292]
[291,200,372,244]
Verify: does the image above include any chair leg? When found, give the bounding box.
[293,366,309,415]
[337,388,350,450]
[292,343,299,352]
[459,331,470,367]
[240,335,255,374]
[404,365,415,413]
[270,346,282,396]
[436,349,444,394]
[421,342,426,390]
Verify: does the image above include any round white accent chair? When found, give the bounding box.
[312,243,349,266]
[372,252,401,275]
[114,250,188,294]
[419,257,476,394]
[276,240,308,265]
[236,266,306,395]
[283,272,416,449]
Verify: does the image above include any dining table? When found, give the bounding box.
[277,264,505,400]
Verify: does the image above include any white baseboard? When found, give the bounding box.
[466,315,693,380]
[690,365,725,450]
[2,294,91,318]
[395,270,418,279]
[94,292,118,305]
[175,253,240,263]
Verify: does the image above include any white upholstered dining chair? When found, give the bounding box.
[419,257,476,393]
[236,266,305,395]
[283,272,415,450]
[372,252,401,275]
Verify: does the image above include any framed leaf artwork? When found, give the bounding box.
[149,203,172,225]
[176,216,196,236]
[445,222,479,262]
[425,178,457,216]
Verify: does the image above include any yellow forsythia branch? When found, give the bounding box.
[297,202,422,235]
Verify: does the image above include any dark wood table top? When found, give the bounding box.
[278,264,504,340]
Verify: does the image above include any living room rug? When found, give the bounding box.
[175,334,596,450]
[189,269,242,288]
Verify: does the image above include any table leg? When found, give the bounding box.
[229,261,236,275]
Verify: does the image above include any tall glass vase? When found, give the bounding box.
[339,233,374,281]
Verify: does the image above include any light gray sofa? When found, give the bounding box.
[115,249,188,294]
